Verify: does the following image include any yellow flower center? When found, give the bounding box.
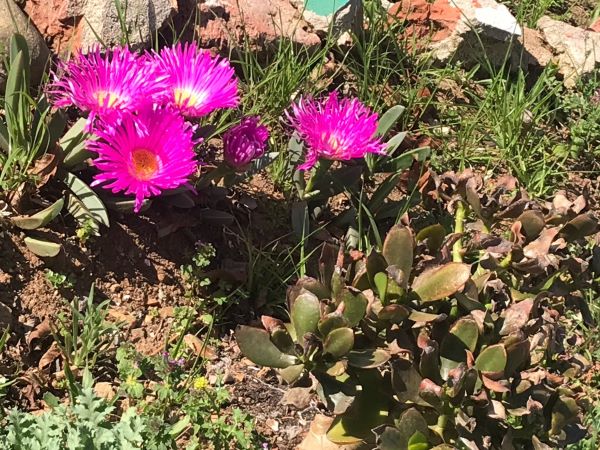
[327,135,340,150]
[94,90,120,108]
[174,88,206,108]
[131,149,159,180]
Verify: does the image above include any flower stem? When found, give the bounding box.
[453,200,466,263]
[304,163,319,197]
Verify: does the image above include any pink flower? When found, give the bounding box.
[223,117,269,169]
[88,107,197,212]
[48,46,165,123]
[152,43,239,117]
[288,92,386,170]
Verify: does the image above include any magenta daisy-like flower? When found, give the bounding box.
[223,117,269,169]
[88,107,197,212]
[49,46,165,122]
[288,92,386,170]
[152,42,239,117]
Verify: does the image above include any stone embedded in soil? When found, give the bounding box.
[1,0,50,92]
[388,0,521,66]
[388,0,600,87]
[196,0,321,51]
[196,0,364,51]
[24,0,177,53]
[536,16,600,88]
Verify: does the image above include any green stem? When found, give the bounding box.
[499,251,512,269]
[304,163,319,197]
[302,160,332,200]
[452,200,466,262]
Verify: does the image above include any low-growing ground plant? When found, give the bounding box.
[237,169,598,448]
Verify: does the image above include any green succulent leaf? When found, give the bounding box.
[550,395,580,436]
[235,326,297,369]
[366,250,388,290]
[296,277,330,300]
[347,348,391,369]
[327,371,389,444]
[291,292,321,345]
[323,327,354,358]
[412,262,471,303]
[64,173,109,227]
[11,198,64,230]
[374,271,388,303]
[517,210,545,240]
[375,407,431,449]
[339,288,367,327]
[375,105,405,138]
[104,197,152,213]
[475,344,507,378]
[24,237,61,257]
[318,313,349,337]
[561,213,599,241]
[415,224,446,253]
[382,225,413,286]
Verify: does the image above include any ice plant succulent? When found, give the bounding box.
[153,42,239,117]
[88,108,197,212]
[49,46,165,123]
[223,116,269,169]
[288,92,386,170]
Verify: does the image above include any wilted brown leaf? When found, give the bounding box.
[183,334,217,360]
[38,341,61,370]
[27,319,52,350]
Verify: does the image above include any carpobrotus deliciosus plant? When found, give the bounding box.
[237,169,598,448]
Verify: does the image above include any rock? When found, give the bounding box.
[94,382,116,400]
[536,16,600,88]
[589,18,600,33]
[24,0,177,53]
[0,1,50,92]
[388,0,521,66]
[516,27,553,74]
[280,386,312,409]
[196,0,321,51]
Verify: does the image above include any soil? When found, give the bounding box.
[0,174,317,449]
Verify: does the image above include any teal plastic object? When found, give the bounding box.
[304,0,350,16]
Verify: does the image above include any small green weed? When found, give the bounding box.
[0,369,147,450]
[115,343,261,449]
[45,269,75,290]
[51,286,119,369]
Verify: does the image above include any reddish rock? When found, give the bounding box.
[24,0,176,54]
[196,0,321,51]
[387,0,521,67]
[589,18,600,33]
[24,0,82,54]
[388,0,462,42]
